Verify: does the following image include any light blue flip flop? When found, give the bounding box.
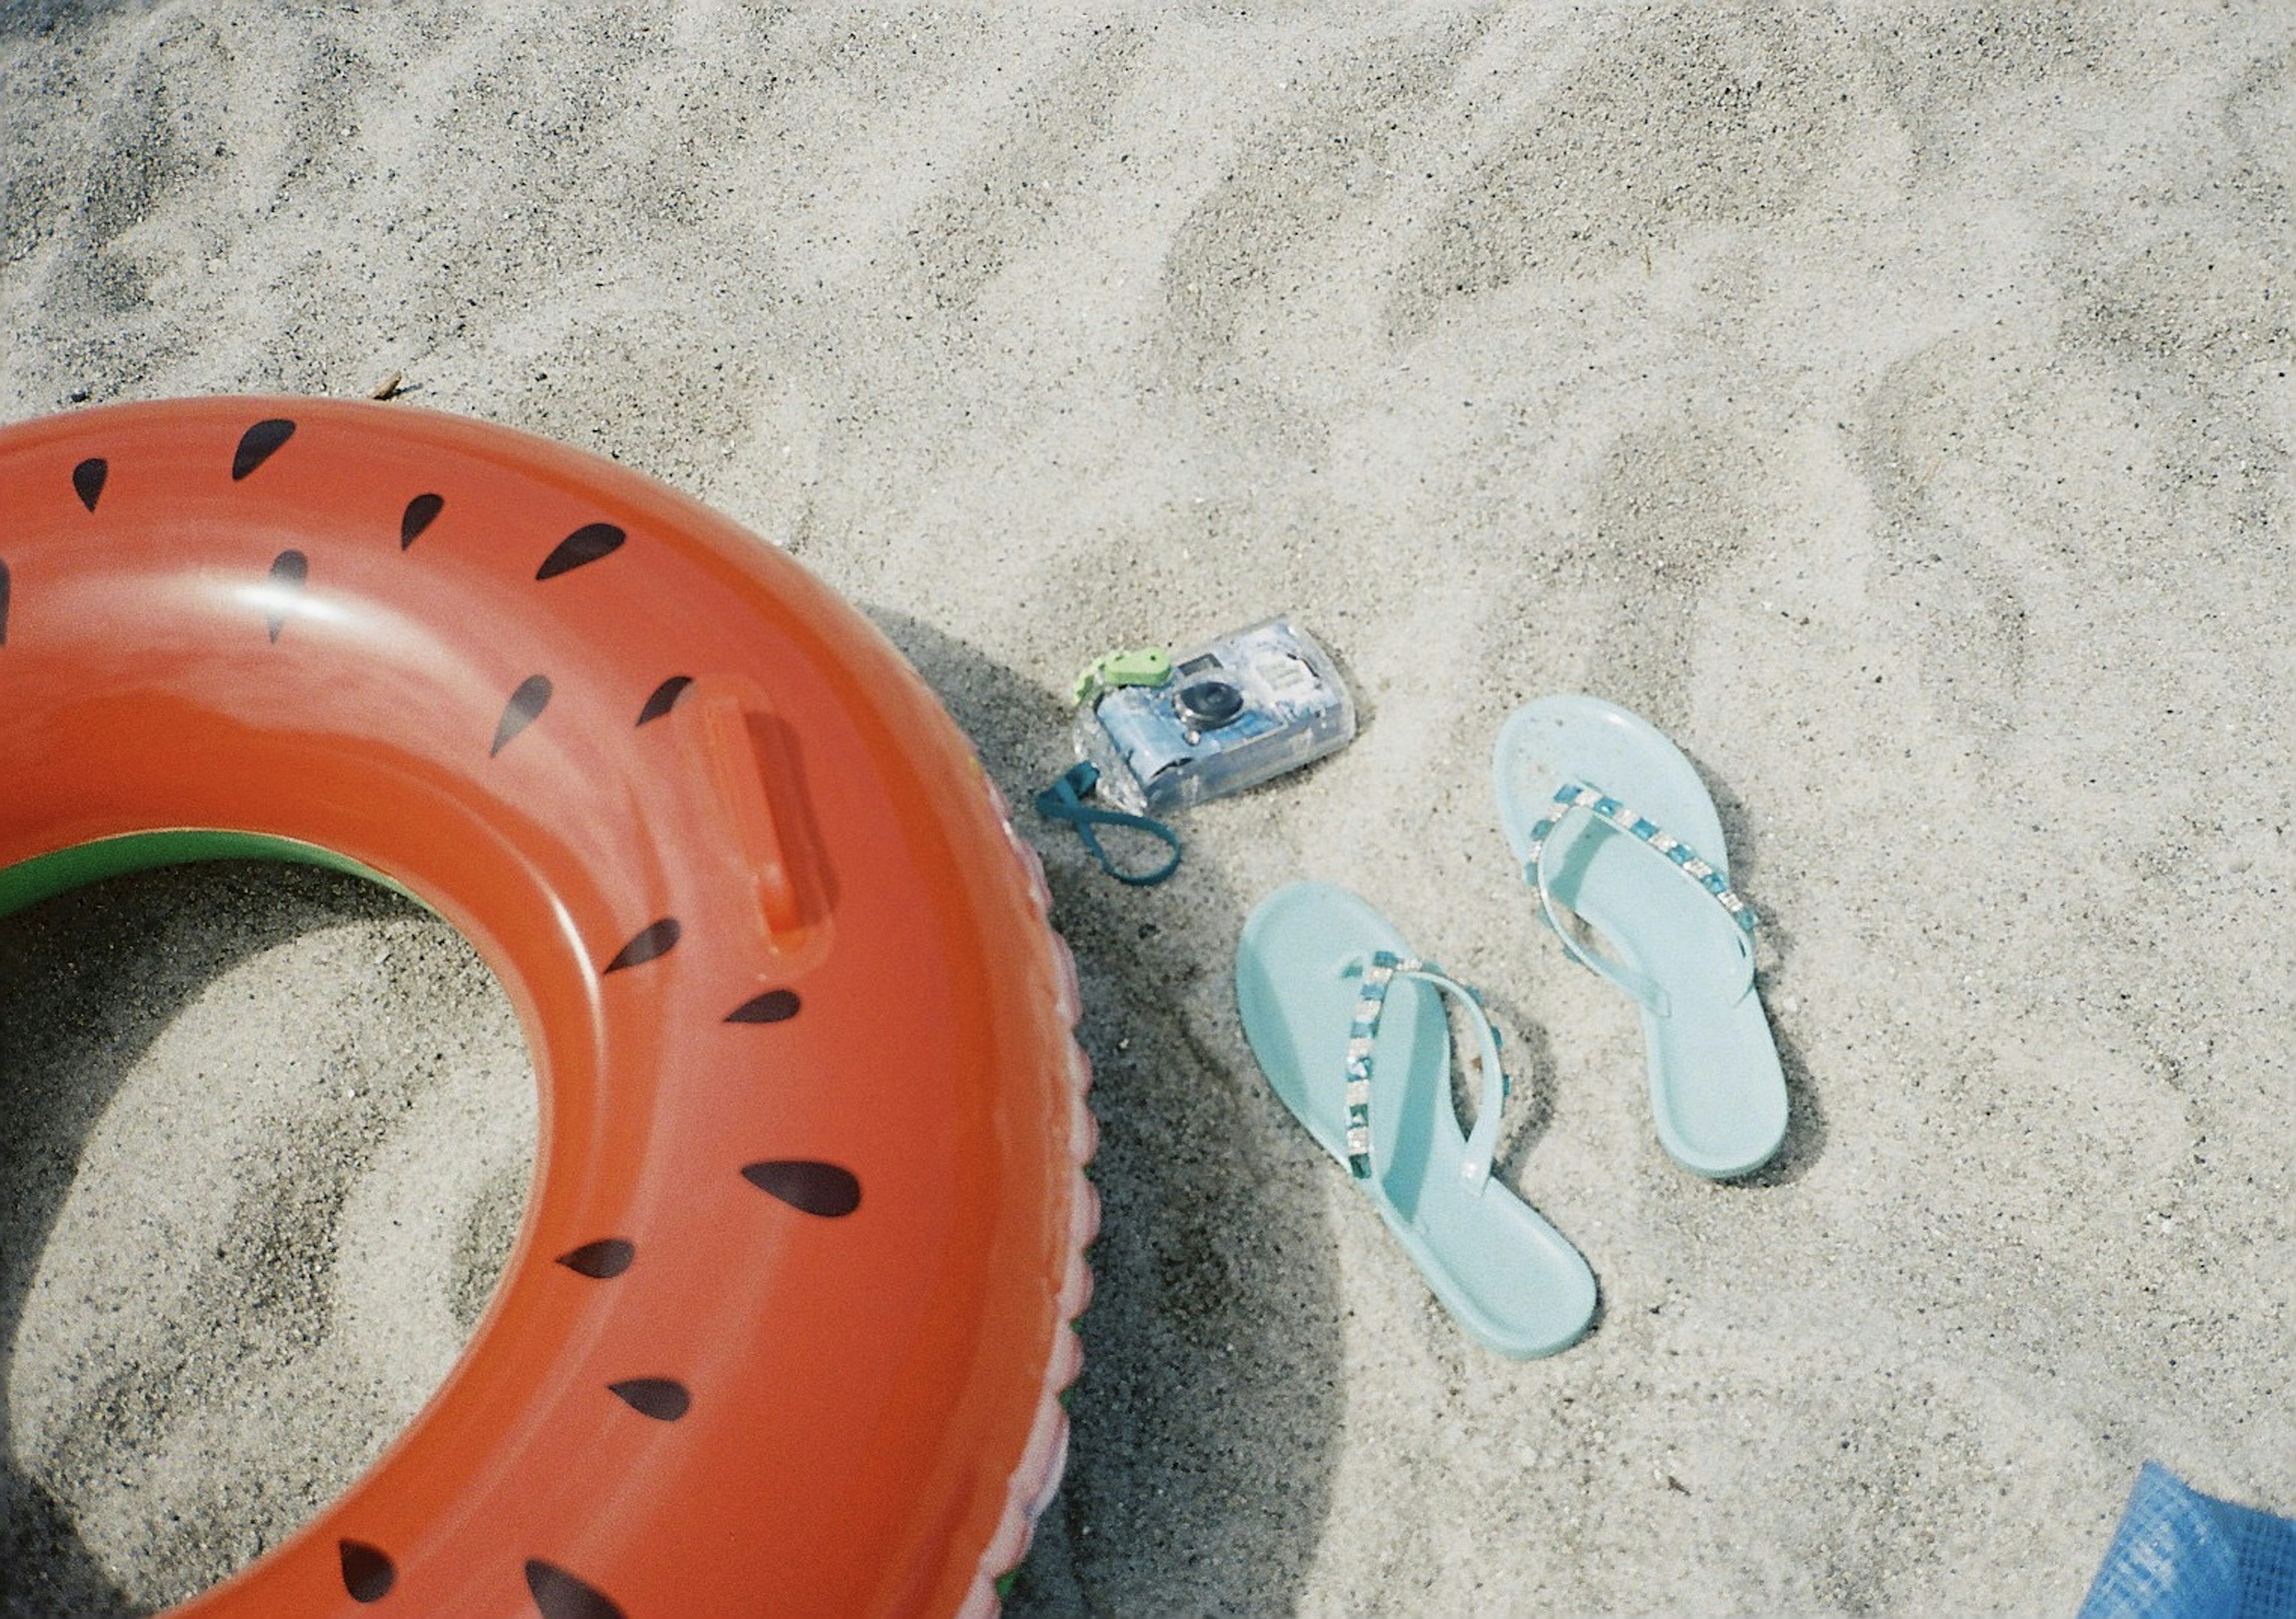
[1493,695,1787,1180]
[1235,882,1596,1360]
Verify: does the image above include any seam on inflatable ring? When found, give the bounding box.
[963,793,1097,1618]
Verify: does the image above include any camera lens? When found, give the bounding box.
[1176,677,1246,729]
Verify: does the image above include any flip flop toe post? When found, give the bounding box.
[1494,697,1788,1180]
[1236,882,1595,1360]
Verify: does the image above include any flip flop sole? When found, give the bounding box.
[1495,698,1788,1180]
[1238,882,1596,1359]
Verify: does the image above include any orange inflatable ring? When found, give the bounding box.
[0,398,1097,1618]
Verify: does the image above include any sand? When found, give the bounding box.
[2,2,2292,1614]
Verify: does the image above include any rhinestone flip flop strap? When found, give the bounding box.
[1344,951,1512,1192]
[1525,782,1757,1013]
[1528,783,1757,933]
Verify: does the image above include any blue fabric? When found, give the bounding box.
[2080,1462,2296,1619]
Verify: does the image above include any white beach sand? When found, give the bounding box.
[2,2,2292,1613]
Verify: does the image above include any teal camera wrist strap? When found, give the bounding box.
[1033,762,1183,887]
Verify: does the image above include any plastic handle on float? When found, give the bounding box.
[700,688,804,940]
[674,677,827,964]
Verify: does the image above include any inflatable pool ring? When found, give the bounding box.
[0,398,1098,1618]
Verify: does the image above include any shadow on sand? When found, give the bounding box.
[871,611,1345,1618]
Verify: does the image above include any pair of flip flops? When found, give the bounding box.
[1235,696,1787,1360]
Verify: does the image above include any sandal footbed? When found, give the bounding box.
[1495,697,1788,1179]
[1238,882,1596,1359]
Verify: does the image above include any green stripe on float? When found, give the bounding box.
[0,830,423,920]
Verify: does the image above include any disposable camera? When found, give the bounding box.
[1073,617,1356,814]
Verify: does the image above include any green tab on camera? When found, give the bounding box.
[1072,646,1173,706]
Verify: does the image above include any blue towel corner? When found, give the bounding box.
[2079,1462,2296,1619]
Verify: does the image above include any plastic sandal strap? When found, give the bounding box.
[1525,781,1756,1013]
[1033,762,1183,887]
[1342,950,1510,1195]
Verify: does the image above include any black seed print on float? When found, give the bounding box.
[634,674,693,726]
[338,1539,395,1603]
[606,1378,691,1422]
[0,558,10,646]
[490,675,552,757]
[72,457,106,511]
[741,1160,862,1218]
[524,1560,626,1619]
[726,989,801,1024]
[266,550,308,643]
[601,918,680,973]
[555,1238,636,1279]
[231,419,296,480]
[536,523,625,581]
[401,493,444,549]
